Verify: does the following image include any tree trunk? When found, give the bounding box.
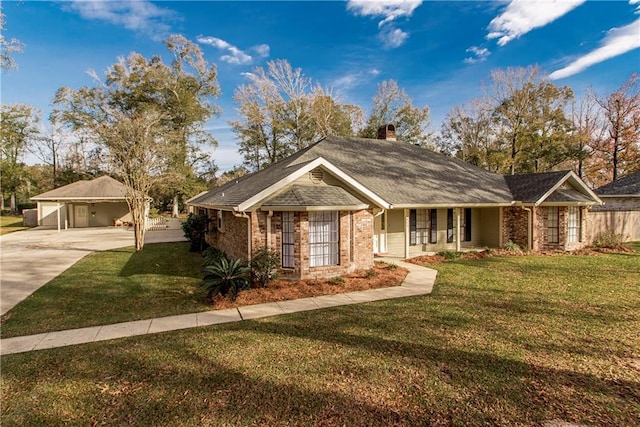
[10,193,18,214]
[1,193,5,211]
[130,197,147,251]
[172,194,180,218]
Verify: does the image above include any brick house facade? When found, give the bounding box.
[203,209,374,280]
[188,129,602,279]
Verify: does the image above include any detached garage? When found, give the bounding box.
[31,176,133,230]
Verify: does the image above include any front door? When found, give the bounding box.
[373,211,387,254]
[74,205,89,228]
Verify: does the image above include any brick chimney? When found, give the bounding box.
[377,124,396,141]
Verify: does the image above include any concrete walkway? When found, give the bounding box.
[0,227,186,316]
[0,260,436,356]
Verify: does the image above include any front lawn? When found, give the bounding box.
[0,242,208,338]
[2,250,638,425]
[0,214,29,235]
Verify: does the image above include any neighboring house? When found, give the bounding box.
[188,125,602,280]
[588,171,640,242]
[31,176,134,230]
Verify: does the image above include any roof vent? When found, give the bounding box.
[377,124,396,141]
[310,168,324,184]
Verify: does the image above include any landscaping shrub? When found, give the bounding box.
[202,247,228,266]
[383,262,398,270]
[250,247,281,287]
[365,269,376,279]
[437,250,462,260]
[182,213,210,252]
[328,276,345,285]
[503,239,521,252]
[201,257,250,303]
[592,230,623,249]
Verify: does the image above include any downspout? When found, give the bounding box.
[266,210,274,249]
[233,211,252,261]
[522,206,532,250]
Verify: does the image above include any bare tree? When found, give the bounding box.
[360,80,432,146]
[593,73,640,182]
[0,9,24,71]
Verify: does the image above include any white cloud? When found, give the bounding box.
[252,44,270,58]
[347,0,422,26]
[346,0,422,48]
[464,46,491,64]
[197,36,270,65]
[487,0,586,46]
[332,69,382,90]
[379,26,408,49]
[66,0,175,39]
[549,18,640,80]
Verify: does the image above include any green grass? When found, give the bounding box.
[0,214,29,235]
[0,242,209,338]
[2,251,639,425]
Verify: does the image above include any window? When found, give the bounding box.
[282,212,295,268]
[447,209,454,243]
[567,206,581,243]
[309,211,339,267]
[429,209,437,243]
[216,210,224,231]
[461,208,472,242]
[547,206,559,243]
[409,209,429,245]
[381,211,385,230]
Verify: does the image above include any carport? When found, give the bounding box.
[30,175,134,231]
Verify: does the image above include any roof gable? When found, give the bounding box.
[505,171,601,205]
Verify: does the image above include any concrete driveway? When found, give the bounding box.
[0,227,186,316]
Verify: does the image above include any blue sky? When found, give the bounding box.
[2,0,639,171]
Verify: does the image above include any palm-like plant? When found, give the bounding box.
[201,257,251,302]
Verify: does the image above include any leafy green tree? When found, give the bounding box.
[438,98,506,172]
[360,80,432,146]
[487,65,574,174]
[0,104,40,212]
[53,35,220,250]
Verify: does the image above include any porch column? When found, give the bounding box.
[56,203,61,232]
[455,208,461,252]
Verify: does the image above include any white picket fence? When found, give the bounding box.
[146,217,184,231]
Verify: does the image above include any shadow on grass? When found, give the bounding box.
[119,242,201,279]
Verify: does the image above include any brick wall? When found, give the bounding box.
[204,210,249,261]
[502,207,529,249]
[502,206,588,251]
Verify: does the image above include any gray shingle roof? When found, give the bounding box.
[545,188,595,203]
[189,136,515,209]
[595,171,640,196]
[31,176,127,201]
[262,185,367,208]
[504,171,569,203]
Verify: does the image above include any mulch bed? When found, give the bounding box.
[211,261,408,310]
[407,246,635,265]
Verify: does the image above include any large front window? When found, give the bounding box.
[410,209,429,245]
[461,208,472,242]
[547,206,559,243]
[567,206,581,243]
[447,209,454,243]
[309,211,339,267]
[282,212,295,268]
